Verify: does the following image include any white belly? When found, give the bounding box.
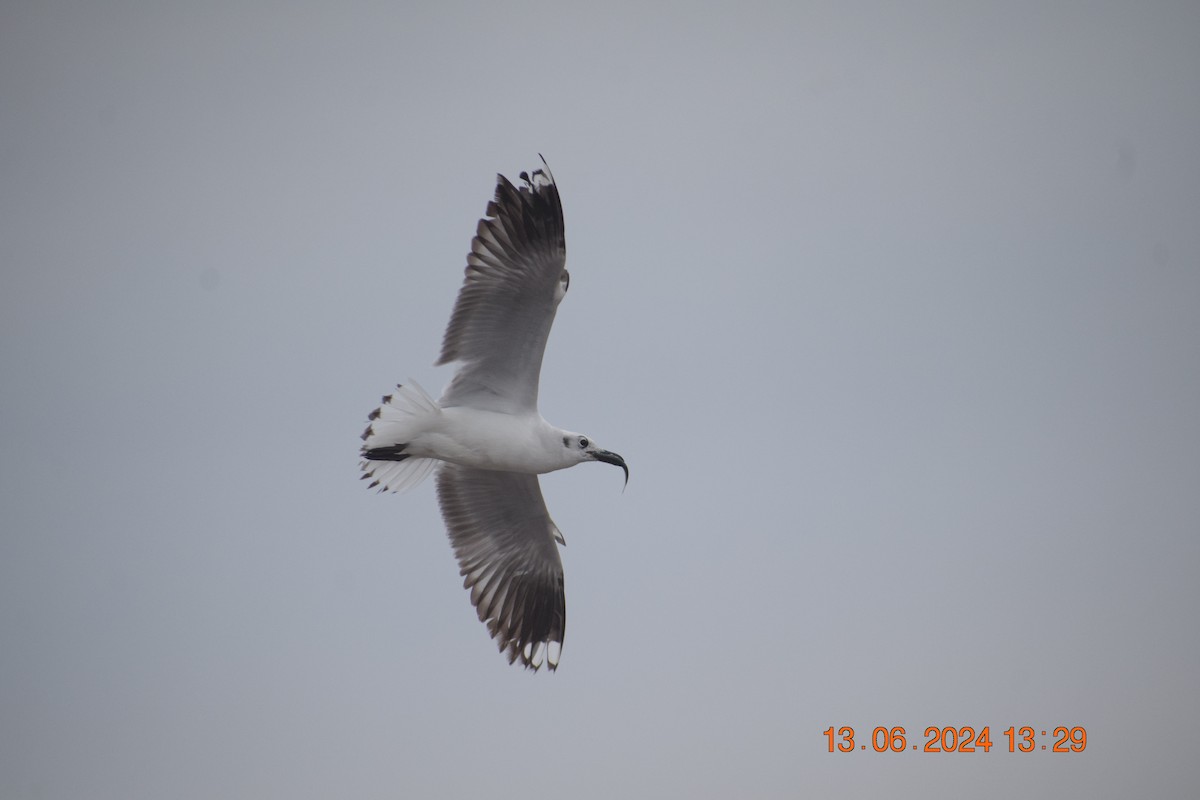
[411,407,565,474]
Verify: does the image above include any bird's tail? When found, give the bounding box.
[360,380,440,493]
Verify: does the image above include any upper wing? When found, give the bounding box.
[437,160,568,414]
[436,464,566,671]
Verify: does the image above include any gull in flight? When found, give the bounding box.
[360,159,627,671]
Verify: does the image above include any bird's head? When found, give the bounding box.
[561,433,628,487]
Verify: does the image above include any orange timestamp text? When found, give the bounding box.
[823,725,1087,753]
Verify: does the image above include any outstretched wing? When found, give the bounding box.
[435,464,566,671]
[437,160,568,414]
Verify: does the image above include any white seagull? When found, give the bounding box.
[360,159,627,671]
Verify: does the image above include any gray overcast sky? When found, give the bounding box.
[2,1,1198,797]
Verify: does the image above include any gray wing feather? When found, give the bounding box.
[437,162,568,413]
[436,464,565,671]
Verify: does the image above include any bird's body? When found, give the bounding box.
[419,408,570,473]
[360,160,626,671]
[370,385,589,474]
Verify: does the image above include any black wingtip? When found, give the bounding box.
[534,154,554,187]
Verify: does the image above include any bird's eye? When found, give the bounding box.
[579,437,589,449]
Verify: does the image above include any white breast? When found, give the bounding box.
[412,407,568,474]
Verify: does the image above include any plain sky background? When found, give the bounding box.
[2,1,1198,797]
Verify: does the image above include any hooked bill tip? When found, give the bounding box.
[593,449,628,487]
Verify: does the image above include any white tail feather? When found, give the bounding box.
[360,379,441,493]
[361,455,439,494]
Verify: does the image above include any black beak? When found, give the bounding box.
[593,449,629,487]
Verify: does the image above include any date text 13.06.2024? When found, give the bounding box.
[823,726,1087,754]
